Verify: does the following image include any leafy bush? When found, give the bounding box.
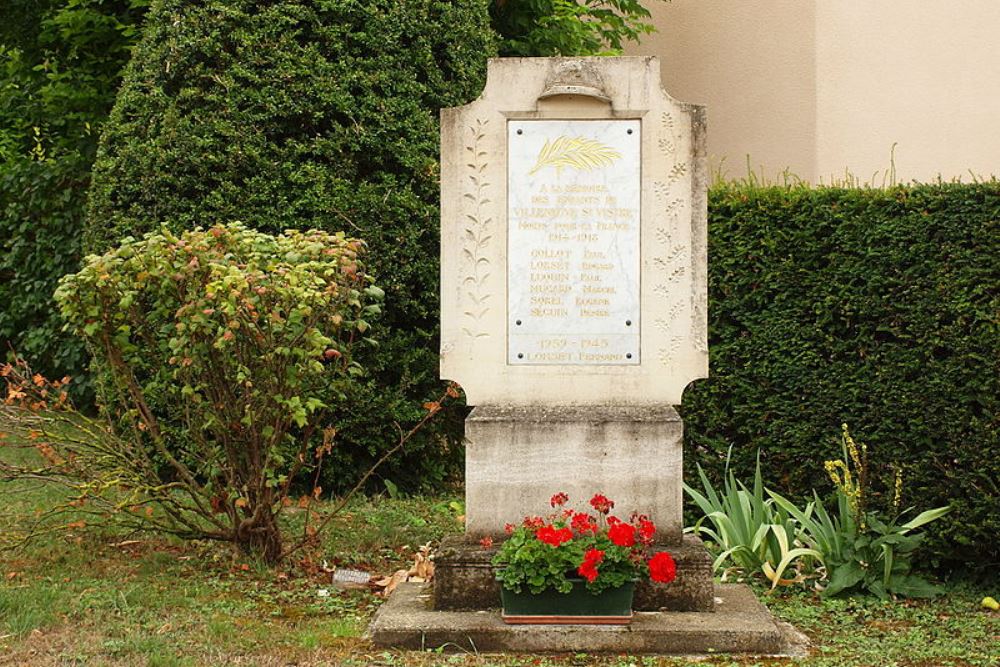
[2,0,658,408]
[686,183,1000,570]
[491,0,655,56]
[84,0,495,494]
[0,1,148,401]
[768,425,949,599]
[689,427,949,598]
[685,454,820,588]
[43,223,380,563]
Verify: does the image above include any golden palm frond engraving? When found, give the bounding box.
[528,135,622,175]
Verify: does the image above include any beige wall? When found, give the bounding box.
[629,0,817,181]
[628,0,1000,184]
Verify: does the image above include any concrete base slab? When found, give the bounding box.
[370,582,808,656]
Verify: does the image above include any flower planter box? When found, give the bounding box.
[499,578,635,625]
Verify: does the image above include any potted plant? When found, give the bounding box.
[491,492,677,625]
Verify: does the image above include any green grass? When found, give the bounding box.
[1,428,997,666]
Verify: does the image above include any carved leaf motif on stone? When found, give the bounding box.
[461,119,492,339]
[651,106,698,365]
[659,112,676,155]
[652,200,688,364]
[666,162,688,186]
[655,226,683,247]
[654,299,685,333]
[528,136,621,175]
[653,244,685,267]
[657,336,684,366]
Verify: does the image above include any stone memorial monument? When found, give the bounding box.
[371,57,802,655]
[436,55,710,608]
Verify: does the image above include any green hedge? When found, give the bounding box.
[1,0,148,401]
[85,0,494,493]
[685,183,1000,570]
[0,157,90,390]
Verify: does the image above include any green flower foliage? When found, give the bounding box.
[685,182,1000,571]
[54,223,381,562]
[85,0,495,493]
[494,528,637,595]
[496,528,584,595]
[492,494,667,595]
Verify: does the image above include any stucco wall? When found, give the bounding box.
[628,0,1000,183]
[629,0,816,181]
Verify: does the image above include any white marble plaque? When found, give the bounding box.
[507,119,641,365]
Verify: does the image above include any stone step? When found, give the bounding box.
[369,582,809,656]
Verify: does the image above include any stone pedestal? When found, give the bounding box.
[434,534,714,612]
[465,405,684,542]
[448,401,714,613]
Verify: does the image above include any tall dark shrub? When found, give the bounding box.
[86,0,494,492]
[686,183,1000,570]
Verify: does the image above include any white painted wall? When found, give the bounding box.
[628,0,1000,183]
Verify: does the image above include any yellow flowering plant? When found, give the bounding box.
[770,424,950,599]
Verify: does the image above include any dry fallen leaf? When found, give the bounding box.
[112,540,143,549]
[372,569,409,597]
[409,542,435,581]
[370,543,436,597]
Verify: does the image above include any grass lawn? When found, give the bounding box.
[1,439,997,666]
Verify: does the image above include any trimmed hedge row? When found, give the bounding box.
[84,0,495,493]
[685,183,1000,570]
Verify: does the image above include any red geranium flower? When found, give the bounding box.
[504,522,515,534]
[608,522,636,547]
[570,511,598,534]
[479,536,494,548]
[550,491,569,507]
[648,551,677,584]
[536,524,573,547]
[577,548,605,583]
[522,516,545,530]
[606,515,621,526]
[638,518,656,545]
[578,561,598,582]
[589,493,615,514]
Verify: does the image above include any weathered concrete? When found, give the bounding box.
[371,582,808,656]
[465,405,684,540]
[435,534,714,612]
